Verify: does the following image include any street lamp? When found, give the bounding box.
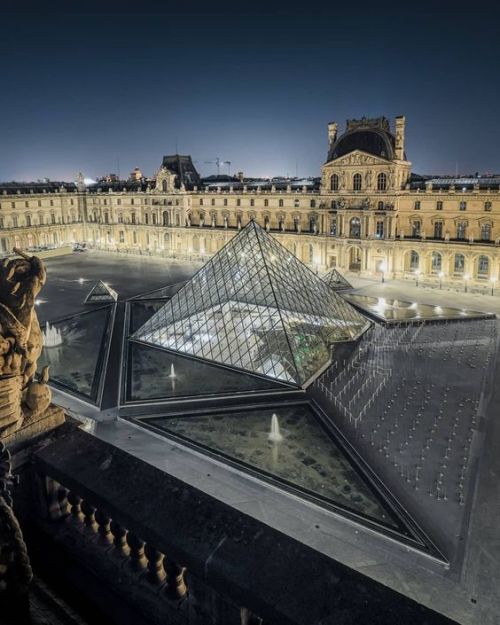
[490,276,497,296]
[464,274,470,293]
[380,260,388,283]
[438,271,444,290]
[414,269,421,287]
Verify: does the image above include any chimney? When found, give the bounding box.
[395,116,406,160]
[327,121,338,147]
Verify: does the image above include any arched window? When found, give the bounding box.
[431,251,442,272]
[162,211,169,226]
[349,217,361,237]
[410,250,419,270]
[331,174,339,191]
[377,200,384,210]
[481,223,492,241]
[454,254,465,274]
[478,255,489,277]
[353,173,362,191]
[377,173,387,191]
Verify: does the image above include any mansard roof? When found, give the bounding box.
[161,154,201,189]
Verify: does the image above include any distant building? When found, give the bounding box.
[1,115,500,289]
[129,167,143,181]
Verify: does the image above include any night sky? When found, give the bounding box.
[2,1,499,182]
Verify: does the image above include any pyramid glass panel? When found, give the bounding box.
[145,404,409,534]
[322,268,353,290]
[132,281,186,300]
[133,222,370,386]
[127,343,285,401]
[84,280,118,304]
[38,305,114,402]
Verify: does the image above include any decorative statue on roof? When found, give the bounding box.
[155,166,177,193]
[0,249,53,438]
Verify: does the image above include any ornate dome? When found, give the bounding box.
[327,126,396,163]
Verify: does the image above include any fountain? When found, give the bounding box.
[42,321,63,347]
[168,364,177,379]
[268,413,283,443]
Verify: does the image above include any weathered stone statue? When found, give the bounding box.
[0,249,56,439]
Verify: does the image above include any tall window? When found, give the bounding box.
[377,172,387,191]
[414,200,421,210]
[330,219,337,235]
[131,212,136,224]
[457,222,467,239]
[331,174,339,191]
[237,199,241,207]
[163,211,169,226]
[434,221,443,239]
[459,201,467,211]
[51,213,56,224]
[349,217,361,237]
[478,255,489,277]
[377,200,384,210]
[264,199,269,207]
[410,251,419,270]
[308,244,314,264]
[119,231,124,243]
[484,201,492,211]
[145,213,149,225]
[310,199,316,208]
[454,254,465,274]
[152,213,157,225]
[353,173,362,191]
[436,200,443,210]
[279,199,284,207]
[481,223,492,241]
[199,198,204,206]
[13,216,18,227]
[223,198,228,206]
[431,251,442,272]
[26,215,31,227]
[375,220,384,238]
[211,198,215,206]
[411,220,421,237]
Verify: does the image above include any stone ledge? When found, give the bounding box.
[2,405,65,454]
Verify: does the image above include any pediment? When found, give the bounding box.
[324,150,390,168]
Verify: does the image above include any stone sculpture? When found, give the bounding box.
[0,249,54,438]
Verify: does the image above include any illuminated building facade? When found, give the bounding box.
[1,116,500,289]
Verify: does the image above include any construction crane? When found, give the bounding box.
[195,158,232,176]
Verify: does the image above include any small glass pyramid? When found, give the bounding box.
[84,280,118,304]
[322,268,353,290]
[133,222,369,386]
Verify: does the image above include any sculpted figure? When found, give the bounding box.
[0,249,52,437]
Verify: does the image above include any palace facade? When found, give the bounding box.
[1,116,500,289]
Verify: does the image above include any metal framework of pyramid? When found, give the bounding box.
[322,268,353,290]
[84,280,118,304]
[133,222,370,386]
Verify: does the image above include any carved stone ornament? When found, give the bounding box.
[0,249,59,439]
[155,167,177,193]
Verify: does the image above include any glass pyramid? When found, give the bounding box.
[84,280,118,304]
[132,281,187,300]
[38,304,115,403]
[322,268,353,290]
[133,221,369,386]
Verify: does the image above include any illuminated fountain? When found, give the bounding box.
[168,364,177,379]
[42,321,63,348]
[268,413,283,443]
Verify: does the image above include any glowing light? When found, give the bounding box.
[438,271,444,278]
[379,261,388,273]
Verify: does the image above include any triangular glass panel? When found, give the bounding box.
[133,222,370,386]
[126,342,286,402]
[322,268,353,290]
[129,300,166,334]
[143,403,429,547]
[84,280,118,304]
[38,305,115,403]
